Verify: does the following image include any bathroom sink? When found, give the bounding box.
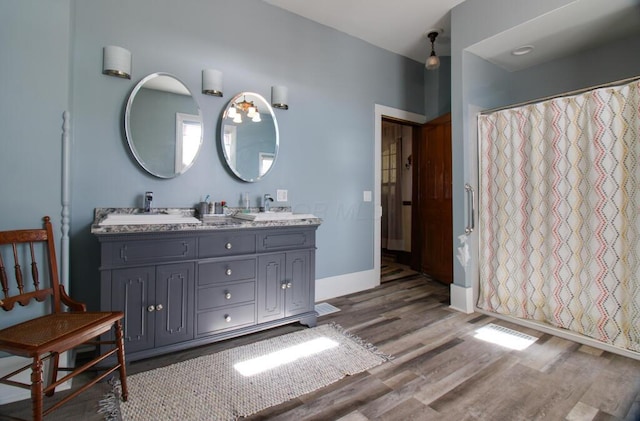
[232,212,317,221]
[99,213,202,226]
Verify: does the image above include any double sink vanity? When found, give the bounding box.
[92,208,321,361]
[94,70,317,360]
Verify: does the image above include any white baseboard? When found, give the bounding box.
[0,353,72,405]
[450,284,474,313]
[315,269,379,302]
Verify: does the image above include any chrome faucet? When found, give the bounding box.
[144,191,153,213]
[263,193,274,212]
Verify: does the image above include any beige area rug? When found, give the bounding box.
[100,323,391,421]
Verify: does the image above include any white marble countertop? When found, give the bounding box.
[90,207,322,235]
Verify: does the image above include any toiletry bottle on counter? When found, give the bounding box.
[243,192,250,212]
[198,201,208,216]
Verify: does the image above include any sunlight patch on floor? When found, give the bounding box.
[474,324,538,351]
[234,337,339,376]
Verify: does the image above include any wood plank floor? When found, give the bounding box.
[1,271,639,420]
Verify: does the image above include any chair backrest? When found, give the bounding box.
[0,216,61,312]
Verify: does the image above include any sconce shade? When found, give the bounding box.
[202,69,223,97]
[271,86,289,110]
[102,45,131,79]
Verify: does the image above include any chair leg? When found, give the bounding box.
[114,319,128,401]
[31,356,44,421]
[46,352,60,397]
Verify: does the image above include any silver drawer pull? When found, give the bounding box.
[225,268,232,276]
[287,282,292,289]
[224,315,231,322]
[225,292,232,300]
[156,304,163,311]
[147,305,155,312]
[225,242,232,249]
[281,283,287,289]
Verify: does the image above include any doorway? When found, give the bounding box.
[381,119,414,270]
[380,113,453,284]
[374,105,426,286]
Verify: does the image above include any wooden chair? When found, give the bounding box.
[0,216,128,420]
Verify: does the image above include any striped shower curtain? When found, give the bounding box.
[477,79,640,353]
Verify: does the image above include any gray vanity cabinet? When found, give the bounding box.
[96,224,317,361]
[110,262,194,354]
[257,250,313,323]
[196,256,257,336]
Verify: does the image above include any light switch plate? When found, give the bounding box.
[363,190,372,202]
[276,189,288,202]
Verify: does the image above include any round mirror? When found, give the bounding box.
[220,92,279,182]
[125,73,203,178]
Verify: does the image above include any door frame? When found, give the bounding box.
[374,105,426,282]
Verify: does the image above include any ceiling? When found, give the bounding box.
[263,0,640,72]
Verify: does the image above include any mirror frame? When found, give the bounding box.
[125,72,203,178]
[220,92,279,182]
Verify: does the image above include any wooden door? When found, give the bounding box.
[414,113,452,283]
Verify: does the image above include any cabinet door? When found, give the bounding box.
[285,250,312,316]
[155,262,195,347]
[257,253,285,322]
[111,266,155,354]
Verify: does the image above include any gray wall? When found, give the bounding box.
[1,0,424,310]
[0,0,71,327]
[0,0,70,230]
[451,0,640,289]
[424,57,452,121]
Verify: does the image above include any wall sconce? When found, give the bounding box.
[202,69,223,97]
[271,86,289,110]
[425,30,441,70]
[102,45,132,79]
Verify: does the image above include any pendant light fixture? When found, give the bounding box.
[425,30,441,70]
[227,95,261,123]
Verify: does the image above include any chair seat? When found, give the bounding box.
[0,312,123,356]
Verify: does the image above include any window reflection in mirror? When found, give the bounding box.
[176,113,202,172]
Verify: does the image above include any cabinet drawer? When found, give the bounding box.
[196,303,256,335]
[257,230,315,251]
[197,281,255,310]
[198,258,256,285]
[198,233,256,257]
[107,238,196,266]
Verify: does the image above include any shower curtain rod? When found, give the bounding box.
[479,74,640,115]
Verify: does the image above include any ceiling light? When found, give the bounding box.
[425,31,441,70]
[511,45,534,56]
[228,96,260,123]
